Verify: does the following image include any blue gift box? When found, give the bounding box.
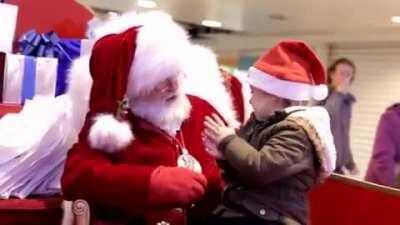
[18,29,82,96]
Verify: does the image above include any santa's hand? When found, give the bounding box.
[204,114,235,144]
[148,166,208,207]
[202,135,224,160]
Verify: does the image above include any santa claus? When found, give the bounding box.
[61,12,224,225]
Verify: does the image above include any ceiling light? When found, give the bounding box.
[137,0,157,9]
[391,16,400,24]
[201,20,222,28]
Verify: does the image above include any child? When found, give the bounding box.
[202,40,336,225]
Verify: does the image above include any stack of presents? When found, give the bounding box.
[0,3,92,224]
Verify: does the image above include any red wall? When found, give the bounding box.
[7,0,93,43]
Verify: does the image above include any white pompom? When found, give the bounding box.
[88,114,134,153]
[312,85,328,101]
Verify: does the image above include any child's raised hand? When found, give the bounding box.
[204,114,235,145]
[202,134,224,160]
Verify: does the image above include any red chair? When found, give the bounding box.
[69,174,400,225]
[2,103,399,225]
[0,196,63,225]
[309,174,400,225]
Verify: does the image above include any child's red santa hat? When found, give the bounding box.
[248,40,328,101]
[86,11,191,153]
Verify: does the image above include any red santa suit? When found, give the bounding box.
[62,96,222,224]
[220,69,246,124]
[61,12,222,225]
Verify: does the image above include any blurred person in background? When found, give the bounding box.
[365,103,400,187]
[324,58,359,175]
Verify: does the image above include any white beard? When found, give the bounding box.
[131,94,192,136]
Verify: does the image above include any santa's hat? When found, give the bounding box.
[86,11,191,153]
[248,40,327,101]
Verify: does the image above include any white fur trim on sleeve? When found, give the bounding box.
[88,114,134,153]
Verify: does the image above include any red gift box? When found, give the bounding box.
[0,104,22,117]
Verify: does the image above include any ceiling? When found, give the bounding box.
[244,0,400,34]
[150,0,400,35]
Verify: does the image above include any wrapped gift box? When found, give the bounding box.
[0,3,18,53]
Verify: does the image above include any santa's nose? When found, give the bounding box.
[166,78,179,92]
